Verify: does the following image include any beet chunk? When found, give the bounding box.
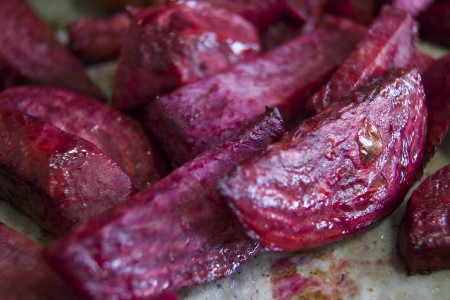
[220,68,426,252]
[307,5,417,114]
[422,54,450,164]
[112,3,260,110]
[384,0,434,16]
[0,223,82,300]
[44,108,285,300]
[0,0,102,99]
[67,13,130,64]
[145,18,365,166]
[0,86,162,189]
[419,1,450,48]
[398,164,450,274]
[0,109,135,236]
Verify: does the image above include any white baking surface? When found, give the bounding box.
[1,1,449,299]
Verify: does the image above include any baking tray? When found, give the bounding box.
[1,1,449,299]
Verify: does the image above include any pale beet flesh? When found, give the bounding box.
[220,68,426,252]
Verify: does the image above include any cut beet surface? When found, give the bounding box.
[0,0,102,99]
[67,13,131,64]
[307,5,417,114]
[422,53,450,164]
[220,68,426,252]
[112,3,260,110]
[0,223,82,300]
[398,164,450,274]
[44,108,285,300]
[145,17,365,166]
[0,86,162,189]
[0,109,135,236]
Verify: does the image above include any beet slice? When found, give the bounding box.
[0,223,82,300]
[112,3,260,110]
[307,5,417,114]
[67,13,131,64]
[220,68,426,252]
[44,108,285,299]
[0,0,102,99]
[398,164,450,274]
[419,1,450,48]
[0,86,162,189]
[145,18,365,166]
[0,109,135,236]
[422,53,450,164]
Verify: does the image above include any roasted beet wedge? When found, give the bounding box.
[419,1,450,48]
[0,0,102,99]
[307,5,417,114]
[0,87,162,189]
[0,109,135,236]
[112,3,260,110]
[220,68,426,252]
[0,228,177,300]
[68,13,130,64]
[145,18,365,166]
[44,108,285,300]
[398,164,450,274]
[422,54,450,164]
[0,223,82,300]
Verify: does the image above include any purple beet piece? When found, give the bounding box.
[0,223,82,300]
[220,68,426,252]
[145,17,365,166]
[0,0,102,99]
[0,109,135,236]
[0,86,162,189]
[67,13,131,64]
[170,0,287,30]
[384,0,435,16]
[422,53,450,164]
[44,108,285,300]
[307,5,417,114]
[419,1,450,48]
[324,0,379,24]
[398,164,450,274]
[112,3,260,110]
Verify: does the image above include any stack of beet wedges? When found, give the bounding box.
[0,0,449,299]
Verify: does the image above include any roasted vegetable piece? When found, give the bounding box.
[0,109,135,236]
[112,3,260,110]
[220,68,426,252]
[398,164,450,274]
[0,223,82,300]
[0,87,162,189]
[0,0,102,99]
[44,108,285,300]
[307,5,417,114]
[145,18,365,166]
[419,1,450,48]
[67,13,130,64]
[422,53,450,163]
[382,0,435,16]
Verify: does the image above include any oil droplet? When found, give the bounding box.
[357,122,382,164]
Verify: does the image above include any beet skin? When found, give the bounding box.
[44,108,285,299]
[220,68,426,252]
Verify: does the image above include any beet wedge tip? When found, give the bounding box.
[44,108,285,300]
[220,68,426,252]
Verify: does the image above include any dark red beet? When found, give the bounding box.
[422,54,450,163]
[145,18,365,166]
[67,13,130,64]
[0,0,102,99]
[0,109,135,236]
[44,108,285,299]
[398,164,450,274]
[0,86,162,189]
[324,0,379,24]
[0,223,82,300]
[307,5,417,114]
[220,68,426,252]
[112,3,260,110]
[410,50,434,75]
[419,1,450,48]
